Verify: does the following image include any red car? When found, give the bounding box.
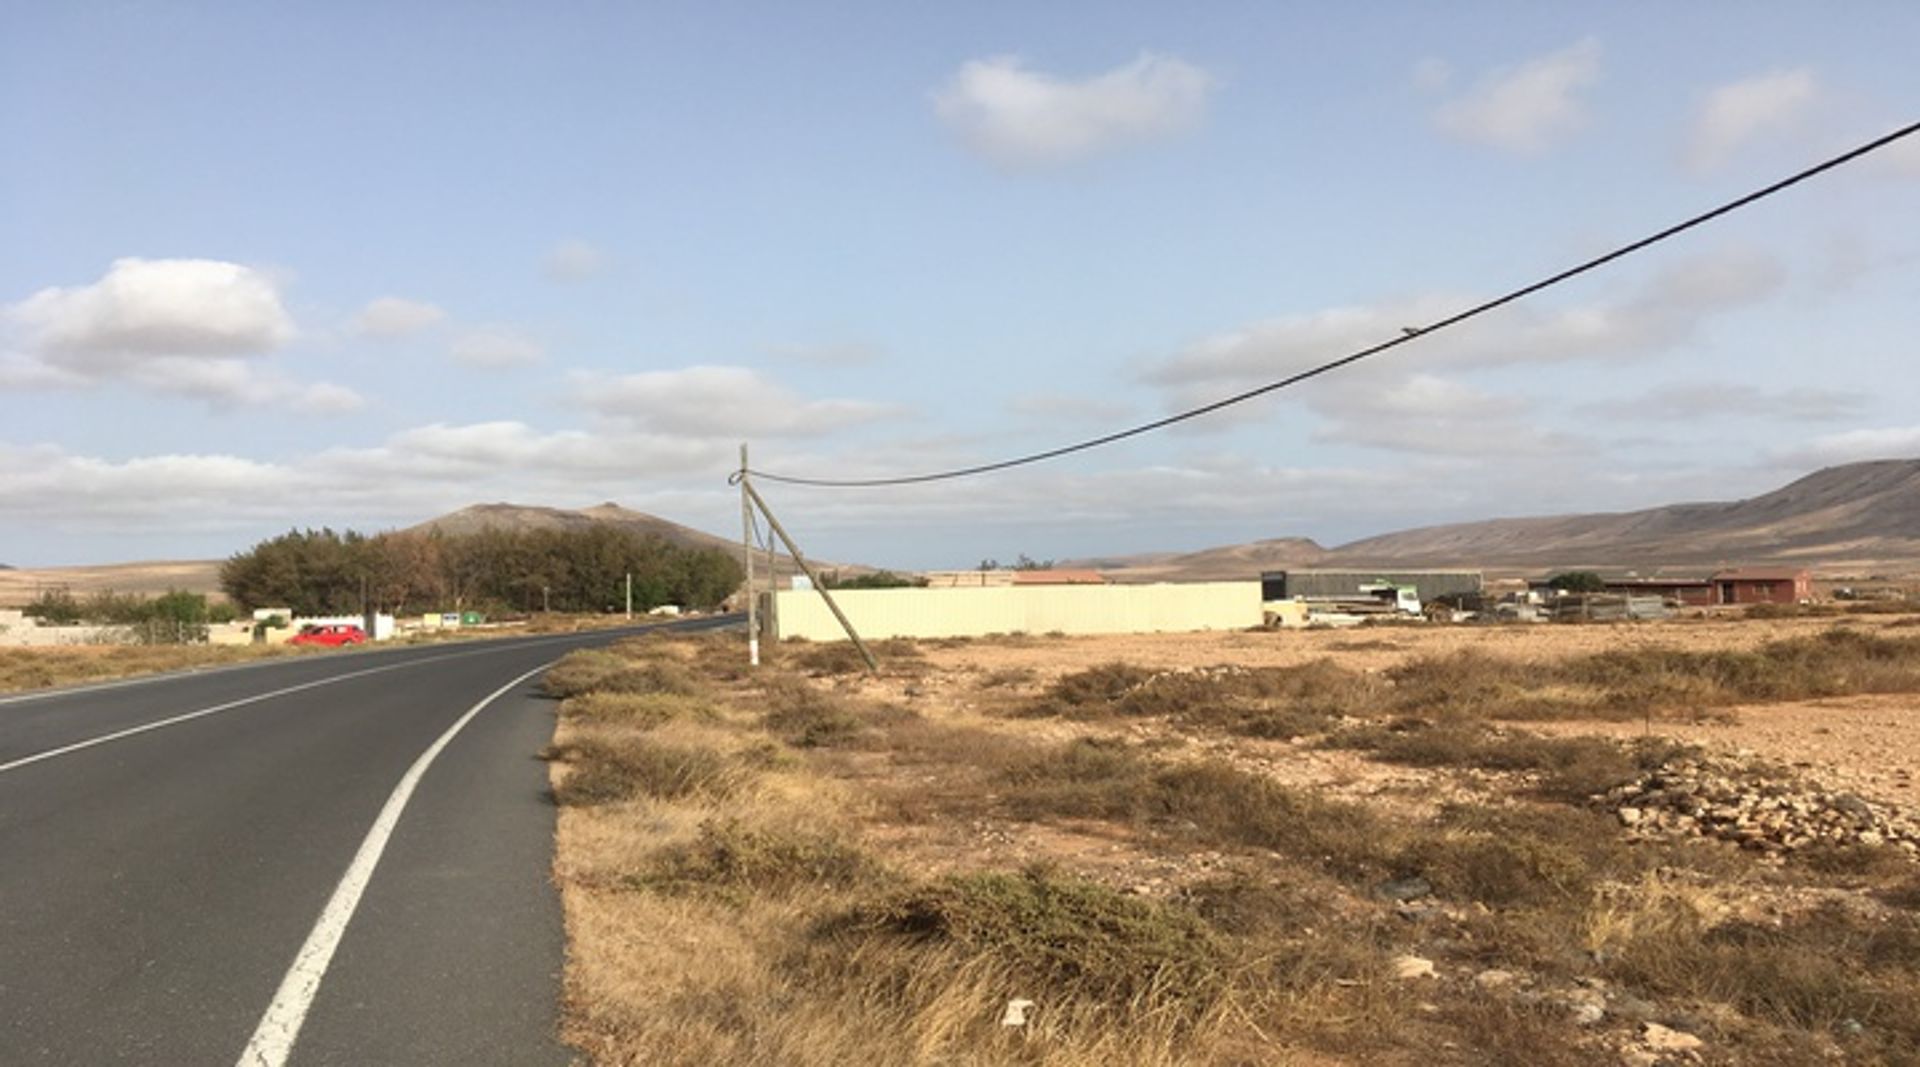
[289,623,368,647]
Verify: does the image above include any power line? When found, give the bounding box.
[741,118,1920,489]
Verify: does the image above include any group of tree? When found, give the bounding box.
[23,587,229,644]
[977,554,1054,571]
[821,569,926,589]
[219,526,742,616]
[1546,571,1607,593]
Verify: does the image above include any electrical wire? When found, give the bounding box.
[737,118,1920,489]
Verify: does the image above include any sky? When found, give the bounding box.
[3,3,1918,569]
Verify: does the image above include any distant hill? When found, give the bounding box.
[1084,460,1920,581]
[1325,459,1920,573]
[409,501,740,554]
[408,501,831,579]
[0,560,227,606]
[1063,537,1330,583]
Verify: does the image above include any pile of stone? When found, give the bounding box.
[1599,755,1920,857]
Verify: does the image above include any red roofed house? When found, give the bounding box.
[1711,567,1812,605]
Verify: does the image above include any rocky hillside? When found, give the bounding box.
[1328,459,1920,572]
[1082,460,1920,580]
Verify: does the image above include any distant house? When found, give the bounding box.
[1541,568,1812,606]
[1711,567,1812,605]
[1593,577,1716,607]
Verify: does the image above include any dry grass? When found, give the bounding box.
[0,642,304,694]
[547,626,1920,1066]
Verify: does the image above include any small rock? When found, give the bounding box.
[1641,1022,1704,1054]
[1375,875,1433,902]
[1473,968,1518,990]
[1392,954,1437,980]
[1564,988,1606,1026]
[1617,807,1644,827]
[1000,998,1035,1027]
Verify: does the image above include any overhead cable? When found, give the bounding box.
[740,119,1920,489]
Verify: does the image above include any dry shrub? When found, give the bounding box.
[550,737,744,805]
[1000,740,1399,881]
[1020,659,1379,738]
[781,637,925,677]
[1023,662,1155,717]
[975,666,1038,689]
[560,691,711,728]
[1334,722,1690,800]
[1404,805,1632,907]
[820,867,1230,1015]
[639,818,881,898]
[1385,650,1561,719]
[760,676,867,748]
[1433,997,1599,1067]
[1360,628,1920,723]
[1608,903,1920,1055]
[542,649,630,697]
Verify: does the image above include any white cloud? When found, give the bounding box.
[9,257,293,368]
[352,296,446,337]
[450,326,545,368]
[1778,425,1920,467]
[574,365,900,439]
[934,52,1215,168]
[294,382,368,415]
[1584,383,1863,422]
[0,259,363,413]
[0,420,741,531]
[1686,68,1818,172]
[1148,249,1783,398]
[544,239,608,281]
[1433,38,1600,153]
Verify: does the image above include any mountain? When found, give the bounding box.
[1063,537,1330,582]
[409,502,738,553]
[1326,460,1920,573]
[1086,460,1920,580]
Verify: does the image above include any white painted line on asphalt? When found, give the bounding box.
[234,662,551,1067]
[0,659,430,776]
[0,624,673,708]
[0,632,609,775]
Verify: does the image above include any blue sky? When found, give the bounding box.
[3,3,1917,568]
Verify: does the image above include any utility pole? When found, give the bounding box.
[740,444,759,668]
[625,572,633,620]
[738,475,877,673]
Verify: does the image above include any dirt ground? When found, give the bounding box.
[862,614,1920,817]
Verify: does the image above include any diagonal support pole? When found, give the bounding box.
[738,476,878,674]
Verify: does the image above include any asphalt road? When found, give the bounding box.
[0,616,739,1066]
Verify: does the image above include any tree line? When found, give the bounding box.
[220,526,743,616]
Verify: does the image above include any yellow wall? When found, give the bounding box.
[769,582,1262,642]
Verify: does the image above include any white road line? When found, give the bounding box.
[235,662,551,1067]
[0,659,433,776]
[0,626,653,708]
[0,627,674,775]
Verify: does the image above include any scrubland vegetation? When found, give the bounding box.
[543,622,1920,1065]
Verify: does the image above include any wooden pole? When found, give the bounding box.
[740,445,759,668]
[739,478,878,673]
